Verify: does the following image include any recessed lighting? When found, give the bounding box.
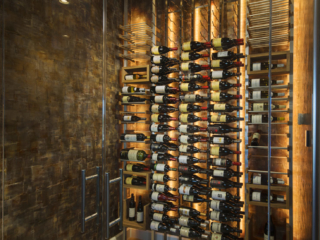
[63,35,69,38]
[59,0,69,4]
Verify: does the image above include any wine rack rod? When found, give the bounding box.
[247,169,288,175]
[247,110,289,113]
[121,102,150,105]
[246,122,291,125]
[246,85,289,90]
[247,145,289,150]
[119,121,151,124]
[247,97,289,102]
[119,111,151,114]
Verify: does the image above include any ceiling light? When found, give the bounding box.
[59,0,69,4]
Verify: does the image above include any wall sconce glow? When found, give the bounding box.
[59,0,69,4]
[63,35,69,38]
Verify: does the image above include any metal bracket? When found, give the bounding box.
[81,166,100,233]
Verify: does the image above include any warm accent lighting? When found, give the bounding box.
[59,0,69,4]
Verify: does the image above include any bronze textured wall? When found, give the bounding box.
[1,0,123,239]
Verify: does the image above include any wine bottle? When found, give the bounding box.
[179,103,208,113]
[125,177,146,186]
[151,55,179,66]
[179,83,209,92]
[120,149,151,161]
[249,115,285,123]
[177,156,206,164]
[180,93,209,103]
[207,158,241,167]
[251,103,286,111]
[150,191,178,202]
[210,70,241,80]
[179,114,208,123]
[120,133,150,142]
[151,66,178,75]
[150,212,177,223]
[209,135,241,145]
[210,37,244,50]
[209,210,240,222]
[151,46,178,55]
[178,165,209,175]
[151,114,177,123]
[179,135,207,144]
[151,183,176,193]
[179,145,207,154]
[211,60,244,70]
[208,124,242,134]
[150,95,179,104]
[122,115,147,122]
[178,124,207,133]
[251,62,285,71]
[150,221,171,232]
[210,146,241,156]
[264,212,276,240]
[151,143,176,152]
[150,75,179,85]
[208,114,244,123]
[181,52,209,61]
[210,92,242,102]
[122,96,147,103]
[249,78,284,87]
[150,86,179,94]
[251,173,285,185]
[180,62,210,72]
[129,194,136,221]
[210,190,240,201]
[208,103,242,113]
[250,191,285,203]
[151,153,177,161]
[179,174,208,184]
[151,173,177,182]
[122,86,146,93]
[170,226,208,239]
[182,195,210,203]
[124,74,147,80]
[211,222,242,234]
[212,51,245,60]
[125,164,150,172]
[178,207,206,218]
[250,91,285,99]
[182,41,211,52]
[210,81,241,91]
[151,202,178,212]
[210,199,241,213]
[177,216,207,228]
[136,196,144,223]
[210,233,234,240]
[251,130,261,146]
[150,123,176,132]
[150,104,177,113]
[150,134,177,143]
[150,163,177,172]
[210,168,243,179]
[179,73,211,82]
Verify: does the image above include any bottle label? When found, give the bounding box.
[214,104,225,110]
[214,158,222,166]
[253,175,262,184]
[125,134,137,141]
[151,203,164,211]
[150,124,159,132]
[211,92,221,101]
[151,105,159,113]
[153,213,163,221]
[122,86,129,93]
[150,221,160,231]
[156,135,165,142]
[179,208,190,216]
[180,135,189,144]
[211,191,226,200]
[217,51,228,58]
[252,192,261,201]
[181,52,190,61]
[180,227,190,237]
[151,46,160,55]
[178,155,189,163]
[125,75,134,80]
[210,200,220,210]
[184,94,196,102]
[211,233,223,240]
[211,60,221,68]
[123,116,132,121]
[210,115,226,122]
[179,125,188,133]
[252,91,261,99]
[211,222,222,232]
[276,80,284,84]
[213,137,224,144]
[153,56,161,64]
[251,79,260,87]
[155,184,165,192]
[253,132,261,141]
[179,185,191,195]
[125,177,133,185]
[179,216,189,227]
[180,83,189,91]
[179,104,189,112]
[210,211,220,220]
[252,115,263,123]
[151,75,159,83]
[252,63,262,71]
[151,192,160,201]
[128,150,139,160]
[156,86,166,93]
[151,114,159,122]
[264,234,274,240]
[212,38,222,48]
[152,66,160,73]
[153,173,164,182]
[152,153,158,161]
[181,63,190,71]
[211,71,223,79]
[210,146,220,156]
[210,81,220,90]
[179,145,188,152]
[277,196,284,202]
[126,164,133,171]
[182,42,192,51]
[129,207,135,218]
[277,92,285,97]
[122,96,130,103]
[137,212,144,222]
[183,195,194,201]
[277,178,285,184]
[213,170,225,177]
[154,96,164,103]
[277,64,285,68]
[155,163,165,171]
[179,114,189,123]
[253,103,264,111]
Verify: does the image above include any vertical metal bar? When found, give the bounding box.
[152,0,157,46]
[96,166,100,225]
[81,170,86,233]
[106,172,110,239]
[119,169,123,231]
[191,0,195,41]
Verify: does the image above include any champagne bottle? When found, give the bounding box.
[212,51,245,60]
[250,190,285,203]
[177,216,207,228]
[210,190,240,201]
[122,96,147,103]
[210,222,242,234]
[120,149,151,161]
[208,124,242,134]
[122,86,146,93]
[251,130,261,146]
[150,104,177,113]
[210,92,242,102]
[179,145,207,154]
[150,143,176,152]
[151,114,177,123]
[150,212,177,223]
[179,184,208,195]
[122,115,147,122]
[150,163,177,172]
[151,153,177,161]
[125,164,150,172]
[179,175,208,185]
[209,210,240,222]
[151,55,179,66]
[207,158,241,167]
[249,78,284,87]
[210,70,241,80]
[251,173,285,185]
[209,135,241,145]
[151,183,177,193]
[179,113,208,123]
[150,123,176,132]
[210,81,242,91]
[250,91,285,99]
[211,60,244,70]
[180,62,210,72]
[179,83,209,92]
[180,93,209,103]
[151,66,178,75]
[183,195,210,203]
[210,199,241,212]
[210,169,243,179]
[151,46,178,55]
[178,165,209,174]
[150,221,172,232]
[125,177,146,186]
[136,196,144,223]
[208,103,242,113]
[251,103,286,111]
[179,73,211,82]
[179,103,208,113]
[264,212,276,240]
[120,133,149,142]
[124,74,147,80]
[210,37,244,50]
[179,135,207,144]
[151,173,177,182]
[180,52,209,61]
[150,75,179,85]
[150,86,179,94]
[150,95,179,104]
[182,41,211,52]
[249,115,285,123]
[150,134,177,143]
[251,62,285,71]
[170,226,209,239]
[210,146,241,156]
[210,178,243,189]
[150,191,178,202]
[208,114,244,123]
[178,124,207,133]
[151,202,178,212]
[129,194,136,221]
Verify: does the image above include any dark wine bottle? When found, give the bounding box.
[150,123,176,132]
[210,81,241,91]
[211,60,244,70]
[120,133,150,142]
[151,202,178,212]
[179,175,208,185]
[177,155,206,164]
[209,135,241,145]
[150,85,179,94]
[178,207,207,218]
[177,215,207,228]
[179,83,209,92]
[178,184,208,196]
[151,55,179,66]
[122,96,147,103]
[150,191,178,202]
[120,149,151,161]
[178,124,207,133]
[210,146,241,156]
[179,135,207,144]
[150,143,176,152]
[211,222,242,234]
[122,115,147,122]
[210,37,244,50]
[125,163,150,172]
[208,124,242,134]
[151,183,176,193]
[251,130,261,146]
[250,190,285,203]
[210,168,243,179]
[251,173,285,185]
[122,86,146,93]
[209,210,240,222]
[208,103,243,113]
[151,153,177,161]
[179,113,208,123]
[179,73,211,82]
[180,62,210,72]
[249,78,284,87]
[210,233,233,240]
[151,114,177,123]
[210,70,241,80]
[210,92,242,102]
[150,212,177,223]
[124,74,147,80]
[170,226,209,239]
[210,199,241,213]
[151,46,178,55]
[150,134,177,143]
[179,145,207,154]
[129,194,136,221]
[182,41,211,52]
[251,62,285,71]
[212,51,245,60]
[178,165,209,174]
[210,190,240,201]
[250,90,285,99]
[207,158,242,167]
[125,177,146,186]
[251,102,286,111]
[150,105,177,113]
[150,95,179,104]
[151,66,178,75]
[210,179,243,189]
[151,173,177,182]
[208,114,244,123]
[264,212,276,240]
[150,163,177,172]
[180,93,209,103]
[180,52,209,61]
[150,221,171,232]
[249,115,285,123]
[136,196,144,223]
[150,75,179,85]
[182,195,210,203]
[179,103,208,113]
